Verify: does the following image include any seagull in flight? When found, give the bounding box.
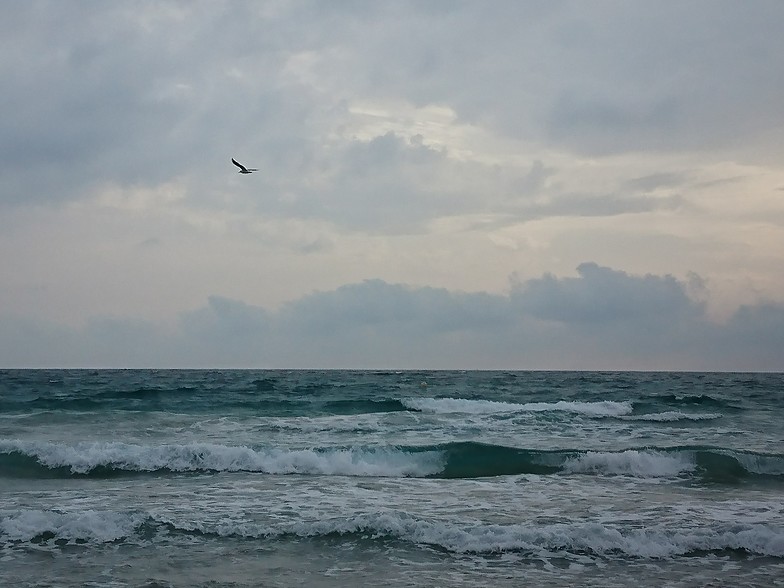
[232,158,258,174]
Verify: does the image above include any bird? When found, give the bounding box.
[231,158,258,174]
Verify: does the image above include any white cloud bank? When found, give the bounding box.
[2,263,781,371]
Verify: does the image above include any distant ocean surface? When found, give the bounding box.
[1,370,782,587]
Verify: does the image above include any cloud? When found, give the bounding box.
[707,303,784,368]
[623,173,689,193]
[519,193,684,220]
[512,262,700,325]
[547,93,680,154]
[182,296,270,339]
[279,279,510,334]
[2,264,782,371]
[0,2,328,206]
[2,1,783,369]
[283,131,465,232]
[6,1,783,209]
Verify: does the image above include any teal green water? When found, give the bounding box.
[1,370,782,586]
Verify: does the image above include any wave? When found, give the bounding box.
[0,440,444,478]
[653,393,736,408]
[0,397,105,412]
[403,397,726,423]
[2,440,782,483]
[0,509,147,544]
[401,397,634,417]
[0,394,410,417]
[621,411,723,422]
[1,393,645,421]
[321,399,408,415]
[3,509,782,559]
[629,394,744,420]
[0,391,731,423]
[561,450,694,478]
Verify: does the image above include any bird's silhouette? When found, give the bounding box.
[232,158,257,174]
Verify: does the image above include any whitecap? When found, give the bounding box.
[165,511,784,558]
[624,411,722,422]
[0,509,144,543]
[0,439,445,478]
[401,397,633,417]
[563,450,695,478]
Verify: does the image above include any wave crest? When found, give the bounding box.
[623,411,722,422]
[0,509,145,544]
[2,440,781,482]
[401,397,633,417]
[3,509,782,559]
[564,450,694,477]
[0,440,443,477]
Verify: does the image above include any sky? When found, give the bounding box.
[1,0,783,370]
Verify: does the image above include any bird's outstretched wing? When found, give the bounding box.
[231,158,248,172]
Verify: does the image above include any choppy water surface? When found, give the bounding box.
[1,370,782,587]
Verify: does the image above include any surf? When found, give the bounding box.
[3,439,782,483]
[3,508,783,559]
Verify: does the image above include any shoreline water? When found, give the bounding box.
[2,370,782,587]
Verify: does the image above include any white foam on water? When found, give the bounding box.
[401,397,633,417]
[4,508,783,559]
[0,509,144,543]
[0,439,445,477]
[167,511,784,558]
[562,450,695,478]
[265,414,385,434]
[342,515,783,557]
[623,411,722,422]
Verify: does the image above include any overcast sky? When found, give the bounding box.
[2,1,783,370]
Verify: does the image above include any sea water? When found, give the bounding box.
[1,370,782,587]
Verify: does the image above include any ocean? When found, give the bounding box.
[1,369,782,587]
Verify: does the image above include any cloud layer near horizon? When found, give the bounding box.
[2,264,781,370]
[2,2,784,369]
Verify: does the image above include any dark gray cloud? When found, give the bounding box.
[707,304,784,367]
[512,262,700,324]
[279,279,510,334]
[2,264,781,370]
[182,296,270,339]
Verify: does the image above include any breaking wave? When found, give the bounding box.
[0,440,443,478]
[621,411,722,422]
[401,397,634,417]
[2,439,781,483]
[2,509,782,559]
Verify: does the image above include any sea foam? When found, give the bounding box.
[254,513,784,558]
[7,508,781,559]
[624,411,722,422]
[563,450,695,478]
[0,440,444,477]
[0,509,144,543]
[401,397,633,417]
